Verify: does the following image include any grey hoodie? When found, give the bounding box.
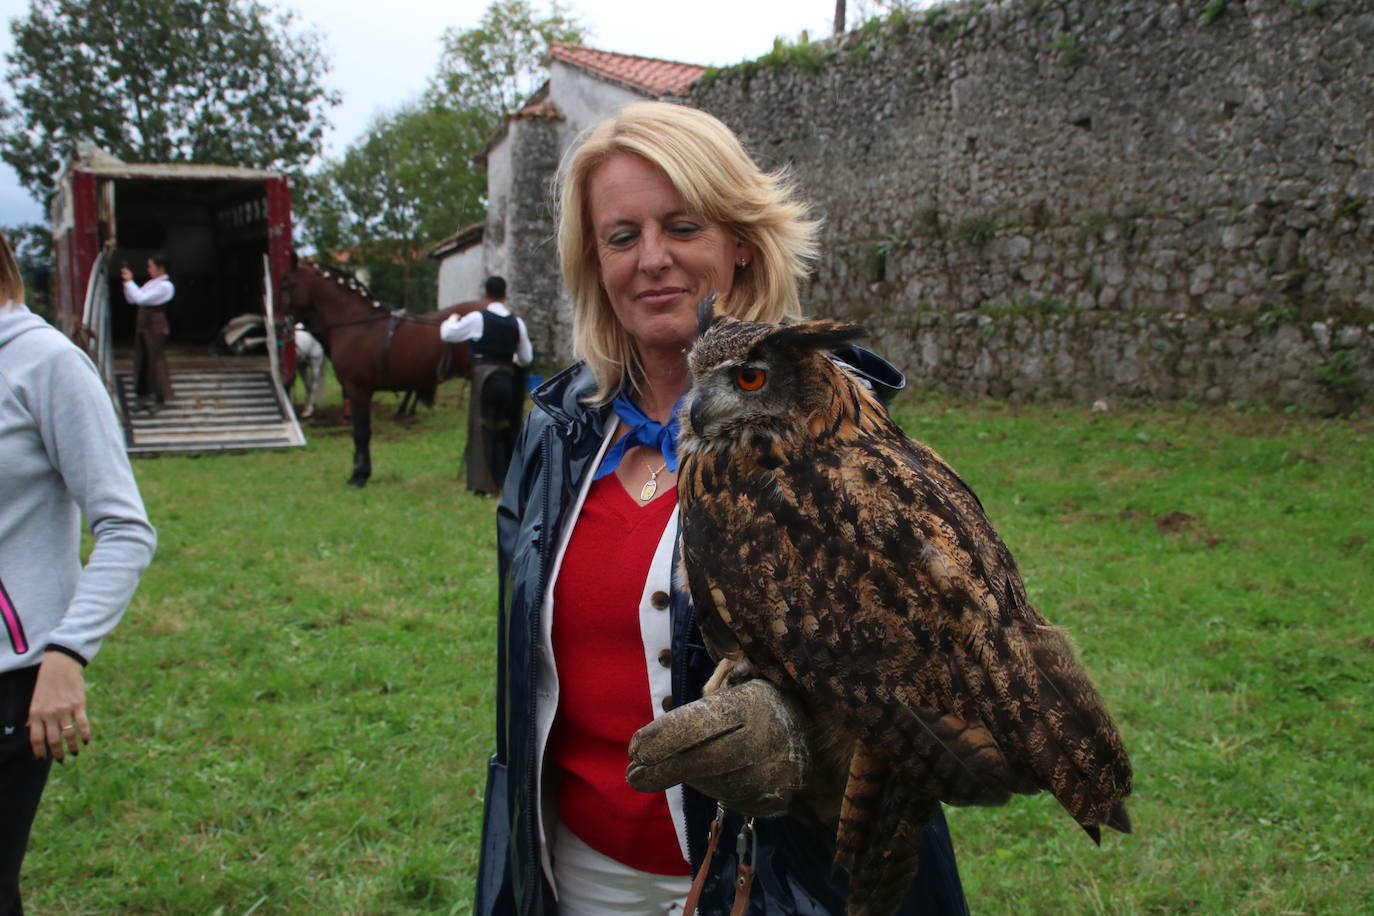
[0,303,155,673]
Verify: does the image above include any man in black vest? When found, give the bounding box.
[439,276,533,495]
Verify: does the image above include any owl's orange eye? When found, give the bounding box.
[734,367,767,391]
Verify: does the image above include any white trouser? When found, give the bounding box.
[552,825,692,916]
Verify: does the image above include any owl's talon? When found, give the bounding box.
[726,658,755,687]
[702,658,736,695]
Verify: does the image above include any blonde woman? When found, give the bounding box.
[0,230,156,914]
[475,103,965,916]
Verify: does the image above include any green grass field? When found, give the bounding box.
[23,375,1374,915]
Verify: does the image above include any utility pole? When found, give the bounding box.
[834,0,846,35]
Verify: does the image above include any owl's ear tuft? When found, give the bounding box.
[695,291,727,339]
[750,319,866,360]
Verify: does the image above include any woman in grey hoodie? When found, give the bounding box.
[0,230,156,915]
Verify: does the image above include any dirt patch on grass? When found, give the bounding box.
[1154,510,1196,533]
[1106,508,1229,547]
[300,402,455,442]
[301,404,349,429]
[1151,510,1229,547]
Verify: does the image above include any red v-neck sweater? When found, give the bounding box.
[548,475,687,875]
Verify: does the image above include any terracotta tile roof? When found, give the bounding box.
[428,221,485,260]
[515,101,559,120]
[547,42,706,98]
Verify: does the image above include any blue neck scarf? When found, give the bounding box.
[593,391,683,481]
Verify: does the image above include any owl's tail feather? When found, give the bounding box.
[834,746,887,874]
[843,785,934,916]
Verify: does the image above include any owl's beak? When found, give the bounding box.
[688,392,706,436]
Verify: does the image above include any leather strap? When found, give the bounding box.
[683,808,757,916]
[380,313,401,372]
[730,862,755,916]
[683,806,725,915]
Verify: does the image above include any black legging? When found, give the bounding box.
[0,666,52,916]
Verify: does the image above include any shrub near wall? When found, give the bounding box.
[692,0,1374,410]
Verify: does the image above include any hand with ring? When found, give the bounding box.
[28,652,92,761]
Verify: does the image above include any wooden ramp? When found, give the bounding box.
[118,368,306,455]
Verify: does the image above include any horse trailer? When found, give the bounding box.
[50,143,305,454]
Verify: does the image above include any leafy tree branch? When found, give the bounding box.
[0,0,339,201]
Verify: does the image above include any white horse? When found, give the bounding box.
[294,324,328,419]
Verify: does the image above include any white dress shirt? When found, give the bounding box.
[439,301,533,367]
[122,275,174,307]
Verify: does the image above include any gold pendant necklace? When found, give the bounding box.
[640,460,668,501]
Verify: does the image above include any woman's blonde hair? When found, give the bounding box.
[0,229,24,306]
[556,101,820,401]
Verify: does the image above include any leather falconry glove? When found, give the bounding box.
[627,678,810,818]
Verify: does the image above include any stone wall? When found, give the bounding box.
[691,0,1374,409]
[502,117,563,358]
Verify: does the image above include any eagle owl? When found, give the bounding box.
[676,308,1132,916]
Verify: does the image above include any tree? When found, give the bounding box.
[1,223,52,316]
[300,0,585,308]
[300,102,491,308]
[431,0,584,116]
[0,0,339,201]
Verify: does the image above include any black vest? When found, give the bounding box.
[470,309,519,362]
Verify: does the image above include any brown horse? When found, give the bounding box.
[279,258,480,486]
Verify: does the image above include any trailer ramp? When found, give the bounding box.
[89,251,306,456]
[119,368,306,455]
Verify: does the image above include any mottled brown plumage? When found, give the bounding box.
[677,308,1133,916]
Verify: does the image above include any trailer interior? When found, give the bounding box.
[107,177,273,348]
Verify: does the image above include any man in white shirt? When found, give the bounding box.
[120,253,174,412]
[439,276,533,495]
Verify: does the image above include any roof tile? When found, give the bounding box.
[548,42,706,97]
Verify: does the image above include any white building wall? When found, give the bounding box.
[484,135,514,282]
[545,62,642,144]
[437,247,485,307]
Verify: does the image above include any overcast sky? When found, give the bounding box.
[0,0,918,227]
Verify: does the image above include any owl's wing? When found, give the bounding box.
[677,540,743,666]
[869,425,1132,831]
[681,416,1130,834]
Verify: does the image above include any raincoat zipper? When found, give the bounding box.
[522,425,555,916]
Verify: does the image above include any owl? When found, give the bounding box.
[677,306,1133,916]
